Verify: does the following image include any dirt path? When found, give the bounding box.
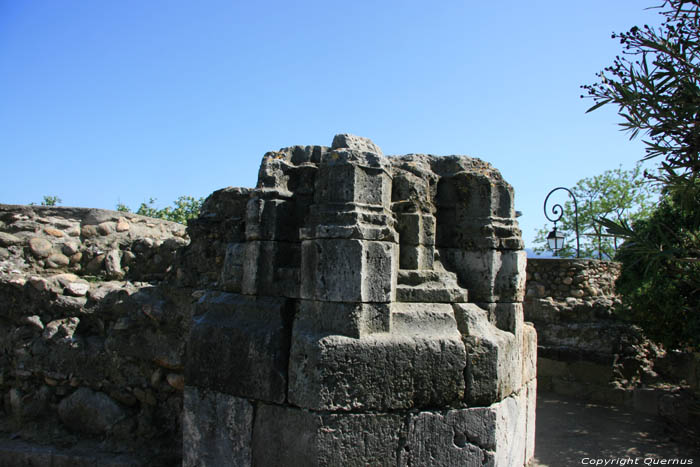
[533,392,699,467]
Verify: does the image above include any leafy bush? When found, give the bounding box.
[612,187,700,350]
[117,196,203,225]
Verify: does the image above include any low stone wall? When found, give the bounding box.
[525,257,700,439]
[0,205,191,465]
[526,258,620,300]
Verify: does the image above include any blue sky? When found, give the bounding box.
[0,1,665,248]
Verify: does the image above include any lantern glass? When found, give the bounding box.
[547,229,565,252]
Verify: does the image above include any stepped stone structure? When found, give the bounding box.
[0,134,535,466]
[183,134,537,466]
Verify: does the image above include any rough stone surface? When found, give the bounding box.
[182,387,253,467]
[57,388,126,435]
[1,134,534,466]
[0,205,189,464]
[524,257,699,437]
[186,292,293,403]
[180,134,532,466]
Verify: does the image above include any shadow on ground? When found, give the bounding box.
[534,392,699,467]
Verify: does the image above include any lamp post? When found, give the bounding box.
[543,187,580,258]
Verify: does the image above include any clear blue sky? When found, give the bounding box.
[0,1,665,248]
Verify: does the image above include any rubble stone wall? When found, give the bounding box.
[0,205,190,465]
[525,258,620,300]
[524,257,699,432]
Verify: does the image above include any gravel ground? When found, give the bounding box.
[533,392,699,467]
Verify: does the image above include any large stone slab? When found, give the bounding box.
[252,404,404,467]
[440,248,526,302]
[182,386,253,467]
[454,303,522,405]
[300,238,397,303]
[186,292,293,403]
[293,300,390,338]
[288,331,466,411]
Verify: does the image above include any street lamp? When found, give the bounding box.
[546,227,566,252]
[543,187,580,258]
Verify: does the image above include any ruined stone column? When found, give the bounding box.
[183,135,536,466]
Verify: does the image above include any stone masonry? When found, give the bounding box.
[183,135,537,466]
[0,134,536,466]
[0,206,190,465]
[524,258,700,439]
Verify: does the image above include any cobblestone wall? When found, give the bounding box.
[525,258,620,300]
[0,205,190,465]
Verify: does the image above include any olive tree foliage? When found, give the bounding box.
[116,196,203,225]
[533,163,659,259]
[582,0,700,349]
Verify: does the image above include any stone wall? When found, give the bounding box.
[0,205,190,465]
[524,257,699,438]
[0,134,538,466]
[525,258,620,300]
[182,134,537,466]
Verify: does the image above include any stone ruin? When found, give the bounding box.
[0,134,536,466]
[183,134,537,466]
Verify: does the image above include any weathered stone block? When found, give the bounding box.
[399,244,434,270]
[183,386,253,467]
[390,302,461,336]
[300,239,396,303]
[399,389,532,467]
[396,213,435,246]
[219,242,245,292]
[400,410,496,466]
[436,171,514,219]
[288,331,466,411]
[522,322,537,385]
[454,303,522,405]
[245,197,298,242]
[241,240,300,298]
[58,388,126,435]
[331,133,384,155]
[440,249,525,302]
[186,292,293,403]
[252,404,404,467]
[294,300,390,338]
[314,151,391,207]
[525,379,537,464]
[475,302,524,334]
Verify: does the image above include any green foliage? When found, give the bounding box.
[582,0,700,190]
[116,196,203,224]
[116,202,130,213]
[533,163,659,258]
[610,186,700,350]
[32,195,62,206]
[583,0,700,350]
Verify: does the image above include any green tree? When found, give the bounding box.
[533,163,659,259]
[116,196,203,224]
[609,185,700,349]
[583,0,700,349]
[582,0,700,195]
